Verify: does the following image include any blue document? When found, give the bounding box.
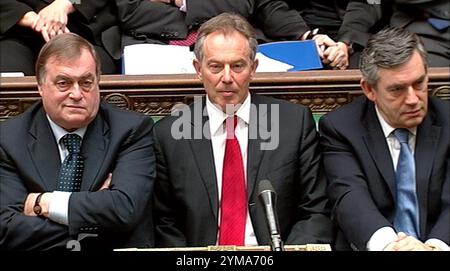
[258,40,323,71]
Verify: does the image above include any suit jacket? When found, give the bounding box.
[336,0,386,48]
[119,0,309,47]
[319,96,450,250]
[0,0,120,59]
[337,0,449,66]
[153,94,333,247]
[0,100,155,250]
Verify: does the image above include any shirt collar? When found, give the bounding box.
[206,93,251,136]
[374,105,417,138]
[46,115,87,143]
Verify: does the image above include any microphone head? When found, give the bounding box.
[257,179,275,197]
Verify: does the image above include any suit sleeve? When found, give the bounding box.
[67,115,156,237]
[185,0,253,27]
[318,114,392,250]
[152,121,187,247]
[0,145,70,250]
[427,155,450,244]
[285,107,333,245]
[71,0,111,22]
[115,0,187,38]
[254,0,309,40]
[0,0,34,35]
[336,0,384,47]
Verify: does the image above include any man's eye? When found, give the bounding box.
[56,81,70,90]
[232,63,245,72]
[209,64,223,73]
[80,80,93,89]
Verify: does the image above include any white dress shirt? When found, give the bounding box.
[366,106,449,251]
[206,94,258,246]
[46,115,86,225]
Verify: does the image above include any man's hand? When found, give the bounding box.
[17,11,40,29]
[322,42,349,70]
[23,192,51,217]
[37,0,74,41]
[384,232,434,251]
[99,173,113,190]
[311,34,336,59]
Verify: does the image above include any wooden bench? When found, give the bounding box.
[1,68,448,121]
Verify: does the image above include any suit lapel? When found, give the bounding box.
[188,99,219,219]
[80,112,109,191]
[414,113,440,237]
[28,108,61,191]
[247,95,266,199]
[362,103,397,197]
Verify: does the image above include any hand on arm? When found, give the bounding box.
[384,232,436,251]
[322,42,349,70]
[37,0,74,41]
[17,11,40,29]
[23,192,51,217]
[23,173,112,219]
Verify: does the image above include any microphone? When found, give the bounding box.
[257,179,284,251]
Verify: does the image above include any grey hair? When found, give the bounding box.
[193,12,258,62]
[35,33,101,85]
[359,27,428,86]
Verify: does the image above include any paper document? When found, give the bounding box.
[123,44,196,75]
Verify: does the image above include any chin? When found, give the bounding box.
[403,117,425,128]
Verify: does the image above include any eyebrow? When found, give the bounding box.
[386,74,427,91]
[54,73,95,81]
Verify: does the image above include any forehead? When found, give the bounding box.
[45,49,96,76]
[202,31,250,61]
[376,51,426,87]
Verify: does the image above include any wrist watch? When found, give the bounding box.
[33,193,44,215]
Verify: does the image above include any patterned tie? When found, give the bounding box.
[219,116,247,245]
[57,134,84,192]
[169,31,198,47]
[393,128,420,238]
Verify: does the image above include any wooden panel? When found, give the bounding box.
[1,68,448,121]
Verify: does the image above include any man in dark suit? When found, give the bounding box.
[319,27,449,251]
[337,0,449,67]
[0,33,155,250]
[0,0,120,75]
[117,0,314,48]
[153,13,333,248]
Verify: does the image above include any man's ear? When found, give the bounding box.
[361,79,376,102]
[37,84,44,97]
[193,59,202,80]
[250,58,258,78]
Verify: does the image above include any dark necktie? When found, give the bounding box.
[218,116,247,245]
[57,134,84,192]
[393,128,420,238]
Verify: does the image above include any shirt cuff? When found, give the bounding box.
[48,191,71,225]
[180,0,186,12]
[426,239,450,251]
[367,227,398,251]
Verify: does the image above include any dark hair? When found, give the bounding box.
[194,12,258,62]
[35,33,101,84]
[359,27,428,86]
